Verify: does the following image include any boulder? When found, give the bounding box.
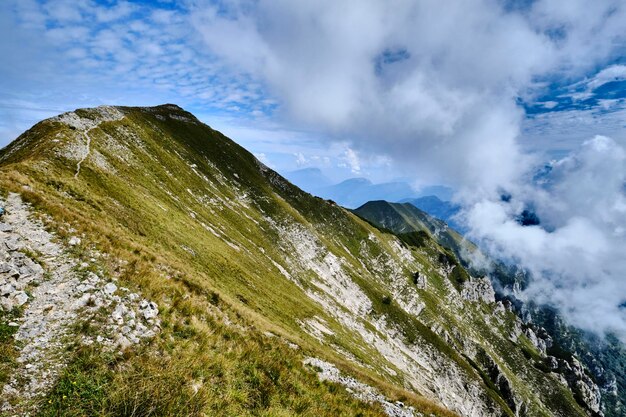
[0,296,15,311]
[546,356,559,371]
[5,239,20,251]
[1,283,15,296]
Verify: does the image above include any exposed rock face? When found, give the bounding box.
[524,327,547,355]
[277,223,502,417]
[461,276,496,303]
[475,348,526,416]
[557,357,604,416]
[413,271,427,289]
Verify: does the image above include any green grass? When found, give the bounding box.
[0,308,21,388]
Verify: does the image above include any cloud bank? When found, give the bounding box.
[190,0,626,339]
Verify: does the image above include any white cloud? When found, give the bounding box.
[340,148,361,174]
[465,136,626,340]
[587,65,626,91]
[522,104,626,156]
[294,152,308,166]
[254,152,274,168]
[186,0,552,189]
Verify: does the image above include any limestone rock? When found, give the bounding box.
[1,283,15,296]
[524,327,547,355]
[412,271,427,289]
[461,276,495,303]
[104,282,117,295]
[556,357,604,416]
[14,291,29,306]
[140,300,159,320]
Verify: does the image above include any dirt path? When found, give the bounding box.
[74,126,96,178]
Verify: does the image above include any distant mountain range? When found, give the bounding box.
[284,168,455,211]
[316,178,419,208]
[282,167,332,191]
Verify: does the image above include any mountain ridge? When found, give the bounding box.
[0,104,604,416]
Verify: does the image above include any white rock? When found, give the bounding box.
[68,236,81,246]
[14,291,29,306]
[111,303,126,322]
[1,283,15,296]
[141,301,159,320]
[1,297,15,311]
[103,282,117,295]
[115,335,132,350]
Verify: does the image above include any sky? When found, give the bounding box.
[1,0,626,340]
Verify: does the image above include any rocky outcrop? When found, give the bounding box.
[304,357,421,417]
[475,348,526,416]
[521,325,553,356]
[412,271,427,289]
[524,327,547,355]
[556,357,603,416]
[461,276,496,303]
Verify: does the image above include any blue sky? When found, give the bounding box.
[1,0,625,187]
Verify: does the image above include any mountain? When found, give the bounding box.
[400,196,463,232]
[355,201,624,417]
[316,178,419,208]
[413,185,454,202]
[0,104,604,416]
[353,200,473,265]
[283,167,332,191]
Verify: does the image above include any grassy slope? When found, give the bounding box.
[0,105,587,416]
[353,201,476,263]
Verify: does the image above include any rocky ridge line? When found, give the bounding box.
[0,192,159,415]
